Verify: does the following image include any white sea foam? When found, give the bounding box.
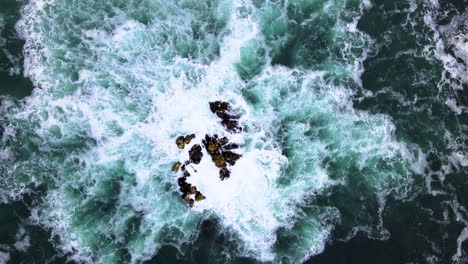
[6,0,425,263]
[423,2,468,117]
[453,227,468,262]
[0,251,10,264]
[0,147,14,163]
[13,226,30,252]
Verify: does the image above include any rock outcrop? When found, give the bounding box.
[188,144,203,164]
[175,134,196,149]
[172,162,181,172]
[170,101,243,207]
[202,134,242,180]
[209,101,242,133]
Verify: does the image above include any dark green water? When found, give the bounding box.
[0,0,467,263]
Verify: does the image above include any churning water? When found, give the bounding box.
[0,0,467,263]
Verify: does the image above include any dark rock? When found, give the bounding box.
[223,151,241,166]
[179,182,191,193]
[203,135,220,154]
[212,153,226,168]
[182,194,190,202]
[189,199,195,207]
[219,168,230,180]
[184,171,190,177]
[189,144,203,164]
[184,134,195,144]
[188,186,198,195]
[221,119,242,133]
[209,101,230,114]
[223,143,239,150]
[172,162,181,172]
[177,177,186,185]
[209,101,242,133]
[209,101,240,119]
[219,137,229,146]
[195,192,206,201]
[176,136,185,149]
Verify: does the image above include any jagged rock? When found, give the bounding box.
[172,102,246,207]
[189,144,203,164]
[207,141,219,152]
[221,119,242,133]
[172,162,181,171]
[195,192,206,201]
[179,182,190,193]
[219,168,230,180]
[212,153,226,168]
[219,137,229,146]
[209,101,238,118]
[178,177,186,185]
[176,136,185,149]
[209,101,242,132]
[223,151,241,166]
[203,135,220,153]
[182,194,190,202]
[188,186,197,195]
[209,101,230,114]
[184,134,195,144]
[223,143,239,150]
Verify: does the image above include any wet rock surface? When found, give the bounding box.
[171,162,181,172]
[202,134,242,180]
[176,136,185,149]
[209,101,242,133]
[188,144,203,164]
[171,101,243,208]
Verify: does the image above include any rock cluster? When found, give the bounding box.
[171,101,243,208]
[171,134,206,208]
[209,101,242,133]
[202,134,241,180]
[175,134,195,149]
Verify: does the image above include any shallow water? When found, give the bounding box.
[0,0,466,263]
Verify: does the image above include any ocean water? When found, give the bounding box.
[0,0,466,263]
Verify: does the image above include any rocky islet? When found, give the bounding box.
[172,101,243,207]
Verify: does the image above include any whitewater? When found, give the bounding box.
[0,0,466,263]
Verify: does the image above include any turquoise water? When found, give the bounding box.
[0,0,466,263]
